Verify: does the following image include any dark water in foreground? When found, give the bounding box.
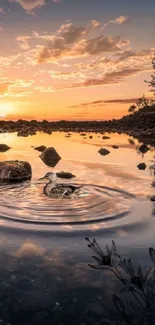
[0,131,155,324]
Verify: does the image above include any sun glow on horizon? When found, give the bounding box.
[0,102,15,118]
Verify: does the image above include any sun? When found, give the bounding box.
[0,102,14,118]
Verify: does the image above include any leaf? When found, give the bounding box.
[138,265,144,283]
[113,294,131,324]
[92,256,102,265]
[149,247,155,265]
[110,240,116,267]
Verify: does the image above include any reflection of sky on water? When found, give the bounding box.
[0,132,155,324]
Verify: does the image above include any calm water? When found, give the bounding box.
[0,131,155,325]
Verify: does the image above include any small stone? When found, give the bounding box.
[98,148,110,156]
[137,163,147,170]
[102,136,110,140]
[150,195,155,201]
[34,145,46,152]
[112,145,119,149]
[139,144,149,154]
[56,171,76,179]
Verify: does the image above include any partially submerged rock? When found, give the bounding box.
[17,130,28,137]
[34,145,46,152]
[0,160,32,183]
[112,145,119,149]
[56,171,76,179]
[102,136,110,140]
[40,147,61,167]
[98,148,110,156]
[150,195,155,201]
[0,144,11,152]
[137,163,147,170]
[139,144,149,154]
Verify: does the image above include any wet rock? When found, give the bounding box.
[151,181,155,187]
[17,130,28,137]
[137,163,147,170]
[40,147,61,167]
[139,144,150,154]
[88,302,105,317]
[89,136,93,139]
[34,145,46,152]
[0,144,11,152]
[80,133,86,136]
[0,160,32,183]
[98,148,110,156]
[102,136,110,140]
[56,171,76,179]
[150,195,155,201]
[112,145,119,149]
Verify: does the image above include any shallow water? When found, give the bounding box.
[0,131,155,324]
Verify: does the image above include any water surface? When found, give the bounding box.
[0,131,155,324]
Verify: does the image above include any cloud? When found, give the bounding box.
[56,68,142,90]
[68,97,150,109]
[91,20,100,28]
[102,15,128,30]
[16,35,31,49]
[9,0,46,11]
[9,0,61,12]
[37,21,129,63]
[0,78,33,97]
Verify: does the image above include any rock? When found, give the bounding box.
[150,195,155,201]
[34,145,46,152]
[0,160,32,183]
[139,144,149,154]
[89,136,93,139]
[102,136,110,140]
[137,163,147,170]
[0,144,11,152]
[56,171,76,179]
[88,302,105,317]
[80,133,86,136]
[112,145,119,149]
[152,181,155,187]
[98,148,110,156]
[40,147,61,167]
[17,130,28,137]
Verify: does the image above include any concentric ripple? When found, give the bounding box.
[0,181,134,233]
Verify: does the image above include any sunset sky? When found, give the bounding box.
[0,0,154,120]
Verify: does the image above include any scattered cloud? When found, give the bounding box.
[91,20,100,28]
[56,68,143,90]
[16,35,31,50]
[37,20,130,63]
[9,0,46,12]
[102,15,128,30]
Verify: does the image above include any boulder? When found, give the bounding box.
[137,163,147,170]
[0,144,11,152]
[56,171,76,179]
[34,145,46,152]
[139,144,149,154]
[0,160,32,183]
[40,147,61,167]
[98,148,110,156]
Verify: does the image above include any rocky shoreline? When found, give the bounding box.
[0,105,155,141]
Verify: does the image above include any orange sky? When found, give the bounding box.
[0,0,154,121]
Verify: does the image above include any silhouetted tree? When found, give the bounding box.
[145,55,155,96]
[128,104,136,113]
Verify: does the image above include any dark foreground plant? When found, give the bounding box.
[86,237,155,325]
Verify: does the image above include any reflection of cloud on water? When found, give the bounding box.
[16,241,45,257]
